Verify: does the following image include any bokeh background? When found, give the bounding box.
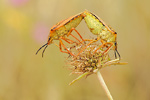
[0,0,150,100]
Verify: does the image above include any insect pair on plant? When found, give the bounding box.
[36,10,120,59]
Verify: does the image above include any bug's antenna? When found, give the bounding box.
[116,49,121,59]
[114,49,121,60]
[114,50,117,59]
[36,43,48,56]
[114,42,121,59]
[42,45,48,57]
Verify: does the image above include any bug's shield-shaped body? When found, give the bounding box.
[48,13,84,43]
[36,12,84,57]
[82,10,116,44]
[82,10,120,59]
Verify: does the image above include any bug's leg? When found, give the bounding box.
[103,43,114,55]
[100,40,109,48]
[53,42,59,48]
[93,40,106,54]
[61,37,78,44]
[115,49,121,59]
[101,40,121,59]
[75,39,98,57]
[74,37,100,57]
[93,43,106,54]
[61,37,79,52]
[93,39,111,54]
[84,39,95,41]
[59,38,76,57]
[93,42,113,55]
[59,40,69,54]
[100,39,105,44]
[69,33,83,44]
[103,43,113,54]
[67,28,85,42]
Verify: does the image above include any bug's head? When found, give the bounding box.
[114,41,117,49]
[36,37,51,57]
[47,36,53,45]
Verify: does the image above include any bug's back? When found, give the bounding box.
[49,13,84,40]
[64,14,83,31]
[83,11,105,35]
[83,10,116,43]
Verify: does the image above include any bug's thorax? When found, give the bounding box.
[46,30,57,45]
[49,27,64,38]
[99,30,116,43]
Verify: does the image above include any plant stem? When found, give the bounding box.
[97,71,114,100]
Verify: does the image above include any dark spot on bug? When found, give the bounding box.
[95,38,98,40]
[51,26,58,30]
[90,28,94,31]
[64,21,70,25]
[71,17,75,21]
[75,66,77,69]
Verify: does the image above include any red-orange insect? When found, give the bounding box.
[36,13,85,57]
[36,10,120,59]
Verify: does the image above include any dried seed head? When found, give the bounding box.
[66,41,127,85]
[66,41,111,75]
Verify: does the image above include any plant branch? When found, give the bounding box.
[97,71,114,100]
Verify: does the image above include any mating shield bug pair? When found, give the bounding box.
[36,10,120,59]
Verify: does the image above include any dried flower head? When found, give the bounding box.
[65,41,127,85]
[67,43,109,72]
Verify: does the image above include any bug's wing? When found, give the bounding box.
[90,12,116,34]
[50,19,65,31]
[51,13,82,31]
[84,10,116,34]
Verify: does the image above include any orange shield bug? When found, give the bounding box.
[36,13,85,57]
[77,10,120,59]
[36,10,121,59]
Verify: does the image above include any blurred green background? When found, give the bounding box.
[0,0,150,100]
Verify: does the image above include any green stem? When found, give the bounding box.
[97,71,114,100]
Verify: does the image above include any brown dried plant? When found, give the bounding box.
[65,41,127,100]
